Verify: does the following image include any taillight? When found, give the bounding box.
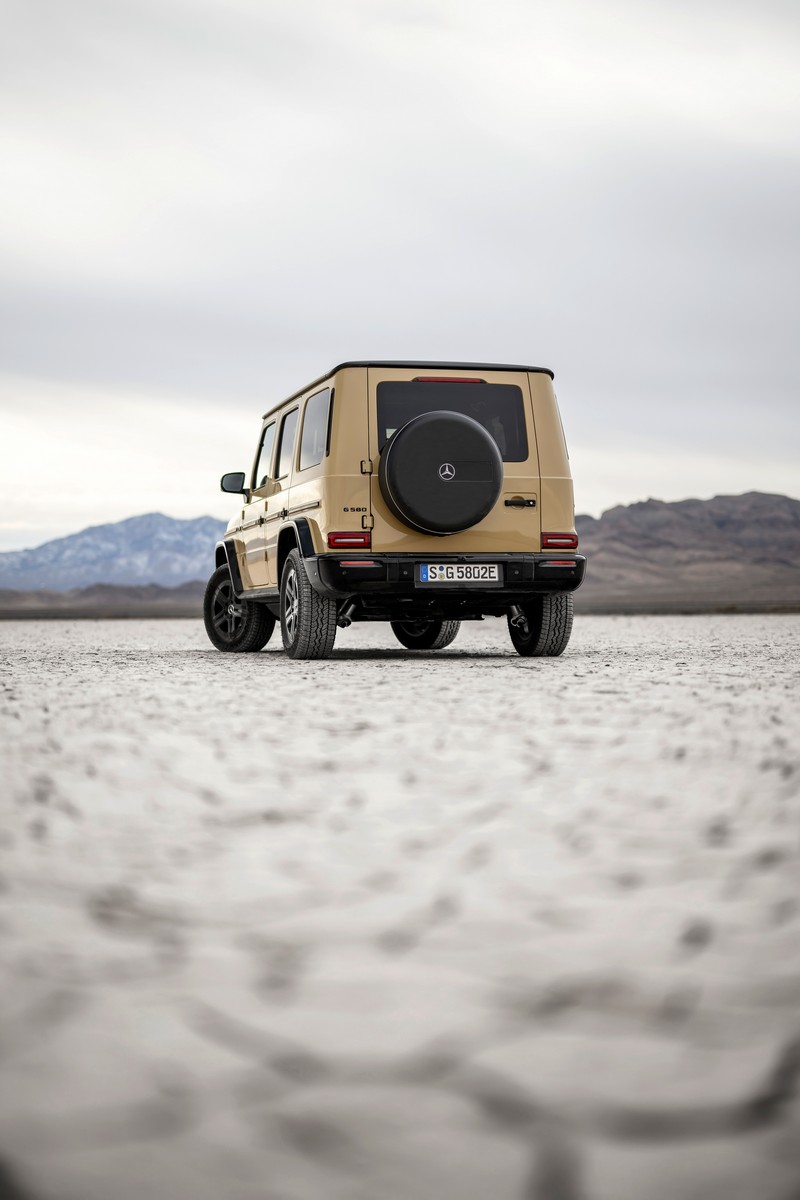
[328,531,372,549]
[412,377,485,384]
[541,532,579,550]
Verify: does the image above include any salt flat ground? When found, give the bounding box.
[1,615,799,1200]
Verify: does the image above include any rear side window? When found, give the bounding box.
[276,408,299,479]
[376,381,528,461]
[298,388,331,472]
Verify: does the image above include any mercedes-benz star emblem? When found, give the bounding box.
[438,462,456,481]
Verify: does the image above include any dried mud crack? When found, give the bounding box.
[1,615,799,1200]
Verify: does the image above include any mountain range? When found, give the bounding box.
[576,491,800,611]
[0,513,225,591]
[0,493,798,615]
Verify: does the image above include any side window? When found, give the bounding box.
[275,408,299,480]
[252,422,276,490]
[298,388,330,472]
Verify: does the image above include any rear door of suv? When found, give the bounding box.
[366,366,541,554]
[282,385,332,555]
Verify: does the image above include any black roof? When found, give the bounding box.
[265,361,554,416]
[331,360,553,376]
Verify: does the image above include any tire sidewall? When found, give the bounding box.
[391,618,460,651]
[280,552,302,654]
[204,565,275,653]
[507,593,573,657]
[204,566,246,651]
[279,548,338,660]
[392,619,441,650]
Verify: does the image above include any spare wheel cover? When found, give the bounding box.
[378,410,503,535]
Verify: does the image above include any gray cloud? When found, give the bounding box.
[1,0,798,544]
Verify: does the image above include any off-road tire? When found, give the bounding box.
[204,565,275,652]
[507,593,573,657]
[391,618,461,651]
[280,549,338,660]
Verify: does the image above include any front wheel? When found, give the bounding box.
[280,549,338,660]
[391,619,461,650]
[203,565,275,652]
[507,593,573,657]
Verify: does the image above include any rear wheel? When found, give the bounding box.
[508,593,573,657]
[280,549,338,660]
[203,565,275,652]
[391,618,461,650]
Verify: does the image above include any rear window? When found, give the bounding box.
[376,381,528,462]
[298,388,331,472]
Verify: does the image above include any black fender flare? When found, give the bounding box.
[283,517,316,558]
[277,518,316,583]
[216,539,245,597]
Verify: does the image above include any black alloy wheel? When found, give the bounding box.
[203,565,275,652]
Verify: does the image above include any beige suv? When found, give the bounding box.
[204,361,585,659]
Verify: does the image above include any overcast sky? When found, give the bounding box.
[1,0,798,549]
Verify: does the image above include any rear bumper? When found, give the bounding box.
[304,553,586,600]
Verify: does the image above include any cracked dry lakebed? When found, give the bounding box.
[1,615,799,1200]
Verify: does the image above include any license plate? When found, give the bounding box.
[418,563,501,584]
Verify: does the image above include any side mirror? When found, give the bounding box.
[220,471,247,494]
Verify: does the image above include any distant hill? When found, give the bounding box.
[0,494,798,615]
[0,581,205,619]
[0,513,226,590]
[575,491,800,612]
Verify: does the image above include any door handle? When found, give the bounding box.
[505,498,536,508]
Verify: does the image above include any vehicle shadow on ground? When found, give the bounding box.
[188,646,520,662]
[306,648,517,661]
[153,646,523,663]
